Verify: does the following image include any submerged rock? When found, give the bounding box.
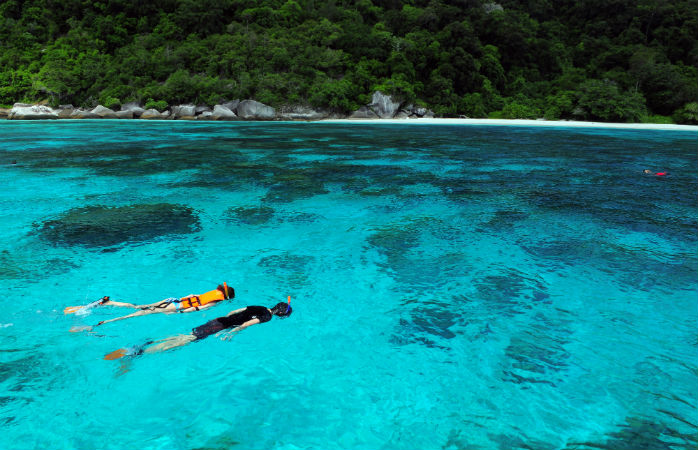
[224,206,275,225]
[37,203,200,248]
[236,100,275,120]
[263,172,328,203]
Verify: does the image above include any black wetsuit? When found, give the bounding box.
[192,306,272,340]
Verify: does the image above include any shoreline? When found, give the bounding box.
[2,117,695,132]
[319,118,698,131]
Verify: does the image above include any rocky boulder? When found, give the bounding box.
[0,108,10,118]
[211,105,237,120]
[57,105,75,118]
[369,91,402,119]
[140,109,168,120]
[115,110,133,119]
[277,106,328,120]
[91,105,118,119]
[70,109,100,119]
[121,102,145,118]
[236,100,275,120]
[195,105,211,115]
[349,106,379,119]
[221,100,240,112]
[9,103,59,120]
[171,104,196,119]
[197,111,213,120]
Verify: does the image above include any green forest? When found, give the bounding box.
[1,0,697,122]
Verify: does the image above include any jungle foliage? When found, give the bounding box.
[1,0,697,122]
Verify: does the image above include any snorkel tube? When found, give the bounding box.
[286,295,292,315]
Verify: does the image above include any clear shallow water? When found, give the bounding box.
[0,120,696,450]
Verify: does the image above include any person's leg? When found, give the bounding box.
[105,298,179,310]
[144,335,197,354]
[103,299,139,308]
[97,308,159,326]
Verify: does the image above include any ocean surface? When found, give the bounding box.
[0,120,696,450]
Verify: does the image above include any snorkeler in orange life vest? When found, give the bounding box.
[68,283,235,332]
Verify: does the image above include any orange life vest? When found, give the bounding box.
[178,282,229,310]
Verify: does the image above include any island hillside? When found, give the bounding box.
[1,0,696,123]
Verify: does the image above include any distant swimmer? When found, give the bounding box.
[104,298,293,360]
[68,283,235,332]
[643,169,668,176]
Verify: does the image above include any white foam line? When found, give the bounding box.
[319,118,698,131]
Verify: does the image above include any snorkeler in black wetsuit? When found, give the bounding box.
[104,301,293,360]
[192,305,274,340]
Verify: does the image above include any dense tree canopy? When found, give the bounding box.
[1,0,696,122]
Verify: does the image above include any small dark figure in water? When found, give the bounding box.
[644,169,668,176]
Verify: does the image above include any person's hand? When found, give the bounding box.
[219,329,239,341]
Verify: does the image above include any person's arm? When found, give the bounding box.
[220,318,260,340]
[235,318,260,331]
[224,307,248,316]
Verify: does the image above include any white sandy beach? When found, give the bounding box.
[321,117,698,131]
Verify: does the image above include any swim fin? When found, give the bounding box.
[64,296,110,315]
[104,348,128,360]
[104,341,151,360]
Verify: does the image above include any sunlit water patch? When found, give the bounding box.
[1,120,696,450]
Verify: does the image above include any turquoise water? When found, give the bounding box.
[0,120,696,450]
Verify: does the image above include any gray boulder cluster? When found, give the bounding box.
[3,92,434,121]
[349,91,434,119]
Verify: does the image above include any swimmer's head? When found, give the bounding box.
[643,169,652,174]
[217,283,235,300]
[271,302,293,318]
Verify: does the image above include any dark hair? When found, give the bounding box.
[217,284,235,300]
[271,302,292,317]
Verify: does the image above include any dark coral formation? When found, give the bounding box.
[257,252,315,288]
[500,313,572,387]
[0,249,79,281]
[36,203,200,248]
[224,206,275,225]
